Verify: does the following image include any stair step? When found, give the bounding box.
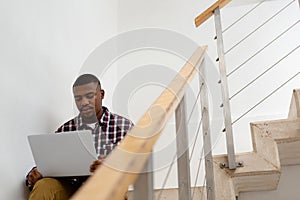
[288,88,300,119]
[278,140,300,165]
[127,186,207,200]
[214,152,280,194]
[251,118,300,165]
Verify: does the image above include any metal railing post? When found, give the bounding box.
[214,6,237,169]
[175,95,192,200]
[199,57,215,200]
[132,153,154,200]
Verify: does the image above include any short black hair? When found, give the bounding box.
[73,74,101,88]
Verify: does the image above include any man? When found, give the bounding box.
[26,74,133,200]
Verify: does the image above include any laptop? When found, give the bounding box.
[28,130,97,177]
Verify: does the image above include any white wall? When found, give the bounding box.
[240,165,300,200]
[0,0,118,199]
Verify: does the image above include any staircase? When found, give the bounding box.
[133,88,300,200]
[212,88,300,199]
[192,0,300,199]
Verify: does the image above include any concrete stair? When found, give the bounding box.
[127,187,207,200]
[213,88,300,199]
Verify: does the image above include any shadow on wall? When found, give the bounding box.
[22,182,30,199]
[22,113,59,200]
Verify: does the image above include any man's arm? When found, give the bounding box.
[25,118,77,190]
[89,155,106,173]
[25,167,43,191]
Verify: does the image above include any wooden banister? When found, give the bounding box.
[194,0,231,27]
[70,46,207,200]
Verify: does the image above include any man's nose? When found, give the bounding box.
[81,97,89,106]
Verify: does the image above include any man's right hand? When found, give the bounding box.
[90,155,106,173]
[28,167,43,186]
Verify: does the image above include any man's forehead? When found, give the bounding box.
[73,82,99,94]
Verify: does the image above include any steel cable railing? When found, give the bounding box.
[157,85,204,199]
[227,20,299,77]
[157,146,206,200]
[191,148,205,199]
[156,77,214,199]
[221,0,300,129]
[156,145,207,200]
[156,153,177,200]
[189,111,204,161]
[214,0,267,40]
[232,71,300,125]
[224,0,296,55]
[230,44,300,100]
[189,83,204,160]
[187,84,203,124]
[193,0,299,199]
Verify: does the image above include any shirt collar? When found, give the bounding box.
[76,106,109,129]
[99,106,109,127]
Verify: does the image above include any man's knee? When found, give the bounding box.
[29,178,73,200]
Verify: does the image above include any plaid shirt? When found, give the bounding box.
[26,106,133,190]
[56,106,133,156]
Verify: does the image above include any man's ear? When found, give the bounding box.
[100,89,105,99]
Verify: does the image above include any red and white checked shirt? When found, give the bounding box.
[56,106,133,156]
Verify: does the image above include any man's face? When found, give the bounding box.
[73,82,104,122]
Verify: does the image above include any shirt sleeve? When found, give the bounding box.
[55,118,77,133]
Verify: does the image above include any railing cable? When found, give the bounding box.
[184,82,204,161]
[191,147,205,199]
[187,84,203,123]
[190,111,204,161]
[227,20,299,77]
[232,72,300,125]
[230,44,300,100]
[157,83,204,199]
[224,0,296,55]
[156,153,177,200]
[222,0,266,34]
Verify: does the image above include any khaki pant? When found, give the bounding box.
[29,178,77,200]
[29,177,128,200]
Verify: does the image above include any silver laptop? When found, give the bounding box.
[28,130,97,177]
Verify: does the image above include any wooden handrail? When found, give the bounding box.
[194,0,231,27]
[70,46,207,200]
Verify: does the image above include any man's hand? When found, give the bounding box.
[90,155,106,173]
[28,168,43,186]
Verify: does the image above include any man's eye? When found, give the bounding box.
[75,97,82,101]
[86,94,95,99]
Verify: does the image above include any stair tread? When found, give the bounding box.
[127,186,207,200]
[251,118,300,142]
[214,152,280,177]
